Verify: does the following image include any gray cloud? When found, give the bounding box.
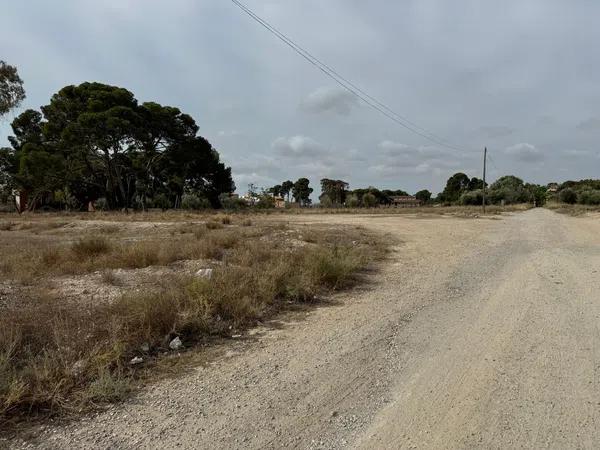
[563,149,591,157]
[369,140,463,178]
[505,143,544,162]
[300,86,359,115]
[479,125,515,138]
[576,118,600,132]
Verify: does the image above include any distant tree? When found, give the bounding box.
[459,189,485,205]
[268,184,283,197]
[292,178,313,206]
[415,189,432,204]
[281,180,294,202]
[319,194,333,208]
[525,183,547,206]
[577,189,600,205]
[320,178,349,206]
[488,175,527,204]
[442,172,470,203]
[0,61,26,118]
[362,192,378,207]
[468,177,486,191]
[346,194,359,208]
[559,188,577,204]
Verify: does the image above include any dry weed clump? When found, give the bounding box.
[0,221,386,424]
[205,221,223,230]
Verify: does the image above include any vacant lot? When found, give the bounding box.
[0,212,386,426]
[6,207,600,449]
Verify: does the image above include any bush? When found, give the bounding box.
[346,194,359,208]
[320,195,333,208]
[152,193,171,210]
[72,237,111,258]
[577,189,600,205]
[559,188,577,204]
[94,198,108,211]
[181,194,210,210]
[220,195,247,210]
[362,193,377,208]
[459,189,485,206]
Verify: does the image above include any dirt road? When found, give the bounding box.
[9,209,600,449]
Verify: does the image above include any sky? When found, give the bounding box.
[2,0,600,196]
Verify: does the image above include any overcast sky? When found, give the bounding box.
[2,0,600,195]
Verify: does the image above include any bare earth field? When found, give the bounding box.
[4,208,600,449]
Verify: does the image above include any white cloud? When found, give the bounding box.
[300,86,359,115]
[272,135,327,158]
[505,143,544,162]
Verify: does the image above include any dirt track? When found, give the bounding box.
[9,208,600,449]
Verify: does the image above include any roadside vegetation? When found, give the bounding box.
[0,213,387,426]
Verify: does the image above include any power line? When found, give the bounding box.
[487,152,502,175]
[229,0,466,152]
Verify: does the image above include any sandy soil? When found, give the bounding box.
[6,208,600,449]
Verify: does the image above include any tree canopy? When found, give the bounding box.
[1,82,233,211]
[0,61,25,117]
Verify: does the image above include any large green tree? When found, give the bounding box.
[292,178,313,206]
[415,189,432,204]
[441,172,470,203]
[3,82,234,211]
[320,178,349,206]
[281,180,294,202]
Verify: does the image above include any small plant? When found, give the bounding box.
[101,269,122,286]
[221,216,232,225]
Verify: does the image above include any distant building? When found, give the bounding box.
[390,195,422,208]
[547,183,559,193]
[273,196,285,208]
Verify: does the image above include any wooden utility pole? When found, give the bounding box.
[482,147,487,214]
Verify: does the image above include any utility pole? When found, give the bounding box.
[482,147,487,214]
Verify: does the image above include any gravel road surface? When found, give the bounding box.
[7,208,600,449]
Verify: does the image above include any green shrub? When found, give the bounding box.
[577,189,600,205]
[220,195,247,210]
[152,193,171,210]
[459,189,485,205]
[319,195,333,208]
[559,188,577,204]
[346,194,359,208]
[362,193,377,208]
[181,194,210,210]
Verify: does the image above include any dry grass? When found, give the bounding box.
[293,204,532,216]
[0,213,388,425]
[545,202,600,216]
